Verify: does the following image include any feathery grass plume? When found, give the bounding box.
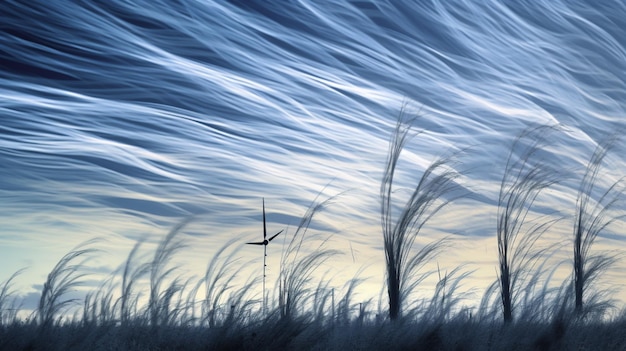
[380,108,463,320]
[149,217,193,327]
[119,238,149,327]
[156,275,192,326]
[477,279,502,323]
[311,268,368,326]
[573,135,625,315]
[200,238,248,327]
[278,194,341,321]
[222,274,260,326]
[311,274,333,323]
[82,291,96,326]
[334,273,367,326]
[37,239,99,329]
[496,125,561,323]
[420,265,473,324]
[201,271,261,350]
[173,275,205,325]
[516,258,570,324]
[82,274,117,326]
[0,268,26,325]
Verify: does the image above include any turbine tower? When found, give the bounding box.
[246,198,283,314]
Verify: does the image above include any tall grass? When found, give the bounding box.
[573,135,625,314]
[496,125,561,323]
[119,239,148,327]
[278,194,341,321]
[200,238,253,328]
[36,240,99,329]
[148,217,192,327]
[380,109,462,320]
[0,268,25,325]
[0,114,625,350]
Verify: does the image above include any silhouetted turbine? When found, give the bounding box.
[246,198,283,313]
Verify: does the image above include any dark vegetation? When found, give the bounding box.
[0,111,624,350]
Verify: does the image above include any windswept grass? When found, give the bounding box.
[496,125,561,323]
[0,268,25,325]
[119,239,148,327]
[381,109,463,320]
[572,135,625,317]
[148,217,192,327]
[278,194,342,321]
[36,240,99,329]
[0,112,624,350]
[200,238,254,328]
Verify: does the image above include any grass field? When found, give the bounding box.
[1,114,624,350]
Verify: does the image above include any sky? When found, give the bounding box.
[1,0,625,319]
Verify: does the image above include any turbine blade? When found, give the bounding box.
[262,198,267,239]
[268,230,283,242]
[246,242,264,245]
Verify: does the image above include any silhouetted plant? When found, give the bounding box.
[278,195,340,321]
[496,125,560,323]
[119,239,149,327]
[37,240,98,329]
[0,268,25,325]
[573,136,624,314]
[381,109,462,320]
[82,275,117,326]
[335,274,367,325]
[420,265,472,324]
[200,238,250,327]
[149,217,192,327]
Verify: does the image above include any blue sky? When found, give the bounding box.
[1,0,625,317]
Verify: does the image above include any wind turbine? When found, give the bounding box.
[246,198,283,314]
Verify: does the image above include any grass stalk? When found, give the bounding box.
[149,217,192,327]
[573,135,624,314]
[496,125,560,323]
[37,240,98,329]
[278,194,341,321]
[0,268,26,325]
[381,109,462,320]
